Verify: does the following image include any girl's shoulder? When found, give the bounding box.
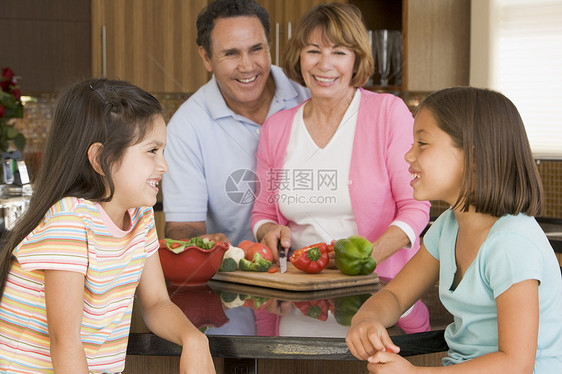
[46,196,95,218]
[486,213,548,251]
[48,196,107,217]
[429,209,456,232]
[493,213,539,231]
[423,209,457,259]
[40,198,154,240]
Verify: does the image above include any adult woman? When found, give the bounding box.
[251,3,430,279]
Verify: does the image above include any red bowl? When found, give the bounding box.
[158,241,229,286]
[168,284,229,330]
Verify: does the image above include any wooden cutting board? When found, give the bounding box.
[208,280,382,301]
[211,263,378,291]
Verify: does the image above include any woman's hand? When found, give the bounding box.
[327,239,337,268]
[179,333,216,373]
[265,299,294,316]
[256,223,291,263]
[346,318,400,361]
[366,351,415,374]
[199,232,230,244]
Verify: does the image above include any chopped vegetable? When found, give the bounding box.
[290,243,329,274]
[219,246,246,272]
[334,235,376,275]
[219,258,237,272]
[334,294,371,326]
[243,295,272,310]
[219,292,246,309]
[184,237,215,250]
[238,240,254,251]
[245,242,273,262]
[162,237,216,254]
[293,299,331,321]
[239,253,272,272]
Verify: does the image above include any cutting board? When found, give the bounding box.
[208,279,382,301]
[211,263,378,291]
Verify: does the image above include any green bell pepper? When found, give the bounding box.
[334,294,371,326]
[334,235,377,275]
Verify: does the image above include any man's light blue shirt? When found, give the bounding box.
[163,66,309,245]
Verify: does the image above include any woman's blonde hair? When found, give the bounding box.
[282,2,374,88]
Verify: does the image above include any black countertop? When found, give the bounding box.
[127,278,452,360]
[538,218,562,252]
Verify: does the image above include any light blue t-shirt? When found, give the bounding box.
[163,66,309,246]
[424,209,562,372]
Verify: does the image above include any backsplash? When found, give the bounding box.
[17,92,191,154]
[14,93,562,219]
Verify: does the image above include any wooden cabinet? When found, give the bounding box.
[352,0,470,91]
[91,0,469,94]
[91,0,209,94]
[256,0,345,66]
[260,0,470,92]
[0,0,91,94]
[402,0,470,91]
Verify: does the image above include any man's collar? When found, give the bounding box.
[204,65,300,124]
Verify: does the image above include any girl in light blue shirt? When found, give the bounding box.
[346,87,562,373]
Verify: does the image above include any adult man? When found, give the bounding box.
[163,0,309,245]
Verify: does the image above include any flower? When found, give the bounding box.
[0,67,26,152]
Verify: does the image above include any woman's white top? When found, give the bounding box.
[278,89,361,250]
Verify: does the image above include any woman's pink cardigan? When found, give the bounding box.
[251,88,430,278]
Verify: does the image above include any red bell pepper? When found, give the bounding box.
[290,243,329,274]
[292,299,331,321]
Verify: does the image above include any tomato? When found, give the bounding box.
[246,242,273,262]
[170,242,182,249]
[238,240,254,251]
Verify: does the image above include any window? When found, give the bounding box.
[471,0,562,159]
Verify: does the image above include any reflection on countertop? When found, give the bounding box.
[128,278,452,360]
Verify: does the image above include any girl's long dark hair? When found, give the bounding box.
[0,79,162,298]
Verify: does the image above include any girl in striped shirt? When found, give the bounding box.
[0,79,216,373]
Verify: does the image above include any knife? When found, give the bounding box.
[279,241,287,274]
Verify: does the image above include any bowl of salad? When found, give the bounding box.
[158,238,230,286]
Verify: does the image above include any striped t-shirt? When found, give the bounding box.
[0,196,159,373]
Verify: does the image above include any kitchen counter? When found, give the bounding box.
[538,217,562,253]
[126,276,453,372]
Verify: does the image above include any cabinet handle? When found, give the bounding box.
[288,22,292,40]
[102,25,107,78]
[275,22,280,66]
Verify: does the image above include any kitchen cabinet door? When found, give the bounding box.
[0,0,91,94]
[355,0,469,91]
[91,0,209,93]
[259,0,469,92]
[256,0,346,67]
[403,0,470,91]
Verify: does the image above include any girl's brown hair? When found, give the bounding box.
[0,79,162,297]
[282,2,374,88]
[420,86,543,217]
